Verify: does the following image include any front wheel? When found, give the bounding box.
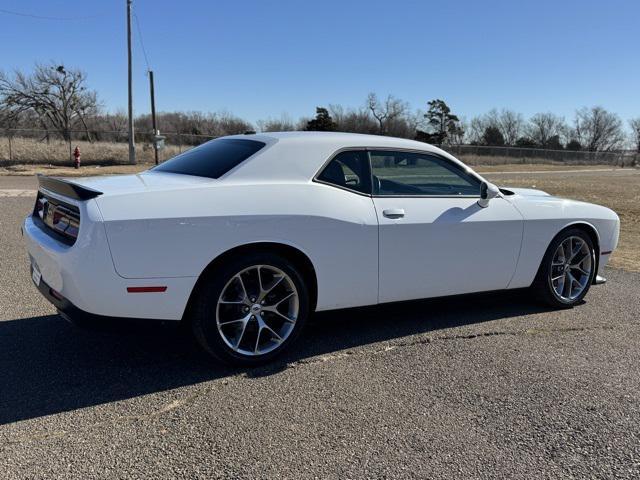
[532,228,596,307]
[190,253,310,366]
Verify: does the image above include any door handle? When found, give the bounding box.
[382,208,405,219]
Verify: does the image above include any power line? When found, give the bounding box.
[0,7,106,21]
[133,11,151,71]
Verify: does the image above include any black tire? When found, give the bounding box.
[532,228,596,308]
[190,252,310,366]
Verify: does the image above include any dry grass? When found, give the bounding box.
[0,137,184,166]
[459,154,635,167]
[474,164,620,173]
[0,163,153,177]
[483,170,640,272]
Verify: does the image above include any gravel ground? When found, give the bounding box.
[1,181,639,479]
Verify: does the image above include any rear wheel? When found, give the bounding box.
[191,253,310,366]
[532,228,596,307]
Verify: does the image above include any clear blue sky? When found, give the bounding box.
[1,0,638,125]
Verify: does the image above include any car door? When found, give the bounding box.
[313,149,379,309]
[370,150,523,304]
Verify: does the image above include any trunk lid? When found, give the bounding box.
[69,171,215,197]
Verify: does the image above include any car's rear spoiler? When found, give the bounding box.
[37,174,103,201]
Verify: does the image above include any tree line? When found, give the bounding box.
[1,62,639,152]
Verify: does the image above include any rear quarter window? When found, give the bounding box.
[153,138,266,179]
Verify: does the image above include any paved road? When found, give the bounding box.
[0,176,36,190]
[1,179,639,479]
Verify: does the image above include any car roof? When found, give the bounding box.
[221,131,472,183]
[230,130,437,150]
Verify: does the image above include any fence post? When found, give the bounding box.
[7,131,12,162]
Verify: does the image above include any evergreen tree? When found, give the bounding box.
[424,99,460,145]
[482,126,505,146]
[305,107,337,131]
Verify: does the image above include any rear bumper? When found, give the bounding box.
[32,266,172,325]
[24,214,196,321]
[32,263,112,324]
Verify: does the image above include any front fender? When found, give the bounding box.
[506,196,619,289]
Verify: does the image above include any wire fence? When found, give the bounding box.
[0,128,216,166]
[1,128,638,167]
[443,144,638,166]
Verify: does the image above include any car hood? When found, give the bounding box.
[502,186,618,223]
[502,187,552,197]
[503,186,582,208]
[69,171,215,196]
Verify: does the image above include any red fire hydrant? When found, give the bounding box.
[73,146,81,169]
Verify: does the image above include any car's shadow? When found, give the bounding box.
[0,289,553,425]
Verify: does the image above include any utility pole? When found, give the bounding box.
[126,0,136,164]
[148,70,159,165]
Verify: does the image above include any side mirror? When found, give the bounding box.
[478,181,500,208]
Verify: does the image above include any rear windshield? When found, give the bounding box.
[153,138,266,179]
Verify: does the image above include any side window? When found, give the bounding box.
[317,150,371,194]
[370,151,481,196]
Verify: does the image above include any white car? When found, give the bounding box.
[24,132,619,365]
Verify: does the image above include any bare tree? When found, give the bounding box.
[467,116,487,144]
[366,93,408,135]
[451,117,468,145]
[629,118,640,152]
[128,110,251,145]
[0,105,20,131]
[498,109,524,145]
[387,110,422,138]
[329,104,376,134]
[527,112,568,148]
[0,63,99,144]
[405,109,427,138]
[470,109,523,145]
[573,106,625,152]
[0,106,21,161]
[257,113,295,132]
[100,110,127,141]
[483,109,501,130]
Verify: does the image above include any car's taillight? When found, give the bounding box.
[35,196,46,219]
[50,205,80,240]
[33,192,81,245]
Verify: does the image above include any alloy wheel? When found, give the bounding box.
[216,265,299,356]
[549,236,593,302]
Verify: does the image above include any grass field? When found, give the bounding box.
[0,163,155,177]
[0,137,183,166]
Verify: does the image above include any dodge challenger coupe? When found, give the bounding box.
[24,132,619,365]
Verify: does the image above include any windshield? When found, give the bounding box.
[153,138,266,179]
